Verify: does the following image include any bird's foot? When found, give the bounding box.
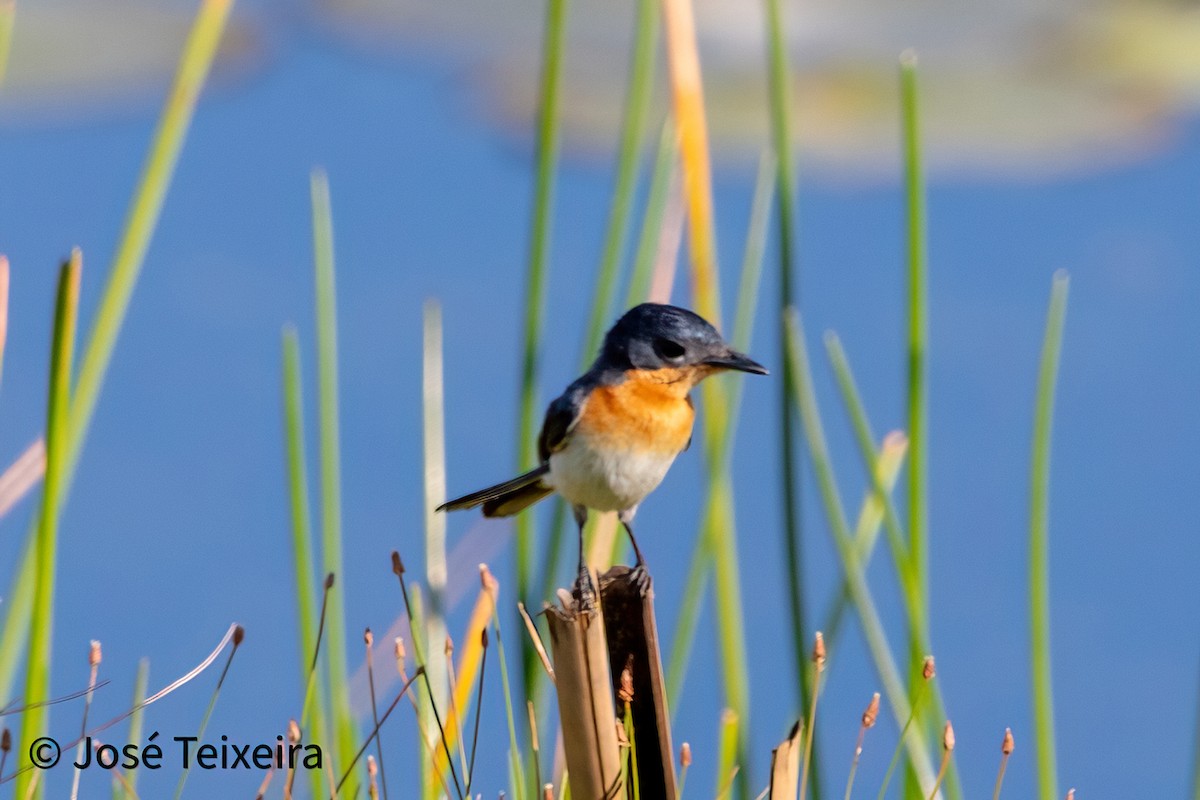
[572,564,598,611]
[629,561,653,598]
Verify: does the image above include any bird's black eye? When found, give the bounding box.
[654,337,686,361]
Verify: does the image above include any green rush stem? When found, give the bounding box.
[823,333,912,577]
[785,309,939,794]
[666,153,773,696]
[281,327,328,800]
[67,0,233,480]
[310,168,357,791]
[18,254,79,800]
[763,4,810,789]
[901,51,946,800]
[1031,272,1068,800]
[517,0,568,710]
[823,332,961,794]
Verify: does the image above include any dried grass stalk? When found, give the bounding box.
[545,574,623,800]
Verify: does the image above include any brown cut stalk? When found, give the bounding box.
[600,566,677,799]
[544,571,623,800]
[769,721,802,800]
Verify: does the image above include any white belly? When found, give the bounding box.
[546,437,678,512]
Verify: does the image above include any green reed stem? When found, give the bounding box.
[281,326,328,800]
[310,169,357,790]
[18,252,80,800]
[1031,272,1068,800]
[784,308,939,795]
[517,0,568,713]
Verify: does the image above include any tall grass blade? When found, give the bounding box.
[715,710,739,798]
[310,168,357,791]
[0,0,234,712]
[783,308,939,794]
[900,50,955,799]
[17,251,81,800]
[68,0,233,479]
[422,301,450,727]
[762,0,808,755]
[663,4,758,787]
[517,0,568,711]
[666,153,773,705]
[817,431,906,648]
[1031,272,1069,800]
[824,333,959,794]
[281,326,328,800]
[823,334,912,577]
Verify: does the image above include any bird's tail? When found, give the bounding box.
[437,463,553,518]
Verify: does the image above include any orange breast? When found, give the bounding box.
[575,369,697,454]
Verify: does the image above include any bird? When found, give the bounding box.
[437,303,767,600]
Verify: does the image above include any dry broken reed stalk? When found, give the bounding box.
[768,722,801,800]
[601,567,677,799]
[544,572,623,800]
[528,701,544,789]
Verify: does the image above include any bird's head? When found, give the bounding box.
[601,303,768,381]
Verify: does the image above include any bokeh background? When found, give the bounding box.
[0,0,1197,796]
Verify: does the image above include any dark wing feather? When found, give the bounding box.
[438,464,549,512]
[537,379,591,462]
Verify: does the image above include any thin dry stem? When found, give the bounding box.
[518,602,555,682]
[993,728,1014,800]
[798,632,825,800]
[928,721,955,800]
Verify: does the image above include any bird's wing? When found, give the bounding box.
[538,380,590,462]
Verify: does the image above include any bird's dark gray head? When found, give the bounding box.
[600,303,768,375]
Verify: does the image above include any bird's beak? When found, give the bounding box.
[705,349,769,375]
